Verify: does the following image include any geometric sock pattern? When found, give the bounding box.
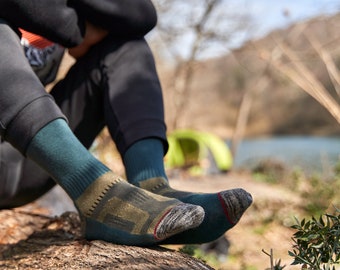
[76,172,205,246]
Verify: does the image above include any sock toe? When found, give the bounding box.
[218,188,253,224]
[136,178,253,244]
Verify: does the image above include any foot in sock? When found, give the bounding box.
[26,120,204,246]
[136,177,253,244]
[75,172,205,246]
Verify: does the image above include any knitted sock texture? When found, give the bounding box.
[122,138,252,244]
[76,171,205,245]
[137,177,253,244]
[26,121,205,245]
[123,138,167,184]
[26,119,109,200]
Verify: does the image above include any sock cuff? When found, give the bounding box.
[61,160,110,200]
[123,138,167,183]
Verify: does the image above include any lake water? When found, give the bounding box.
[229,136,340,173]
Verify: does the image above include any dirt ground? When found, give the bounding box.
[169,172,302,270]
[24,169,304,270]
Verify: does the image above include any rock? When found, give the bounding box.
[0,210,213,270]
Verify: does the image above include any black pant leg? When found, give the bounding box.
[0,19,66,154]
[52,36,168,155]
[0,20,64,209]
[0,36,168,208]
[100,37,168,155]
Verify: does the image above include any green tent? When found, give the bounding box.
[165,129,233,175]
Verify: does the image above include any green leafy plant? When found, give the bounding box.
[288,209,340,270]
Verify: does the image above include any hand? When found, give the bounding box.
[68,21,108,59]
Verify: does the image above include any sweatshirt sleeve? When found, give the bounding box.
[0,0,85,47]
[69,0,157,38]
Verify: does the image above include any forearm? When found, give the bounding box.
[0,0,85,47]
[69,0,157,38]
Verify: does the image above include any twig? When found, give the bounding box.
[262,248,274,270]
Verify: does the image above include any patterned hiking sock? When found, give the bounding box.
[76,172,205,245]
[123,138,252,244]
[26,119,205,245]
[136,177,253,244]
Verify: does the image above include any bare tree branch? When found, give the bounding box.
[304,31,340,97]
[259,38,340,124]
[152,0,253,130]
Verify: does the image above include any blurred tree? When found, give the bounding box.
[258,21,340,125]
[149,0,253,130]
[228,16,340,157]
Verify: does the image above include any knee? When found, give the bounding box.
[101,38,156,71]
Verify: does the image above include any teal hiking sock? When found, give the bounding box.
[123,138,252,244]
[26,119,205,245]
[26,119,109,199]
[136,177,253,244]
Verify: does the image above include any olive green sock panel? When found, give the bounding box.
[76,172,205,246]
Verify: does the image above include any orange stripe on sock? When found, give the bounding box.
[20,29,54,48]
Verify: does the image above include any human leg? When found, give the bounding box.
[0,27,108,208]
[0,19,63,208]
[96,36,253,244]
[123,138,252,244]
[0,30,174,231]
[26,119,204,245]
[0,23,204,245]
[0,30,134,208]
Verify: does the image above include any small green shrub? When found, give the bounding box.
[288,209,340,270]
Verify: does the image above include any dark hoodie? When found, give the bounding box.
[0,0,157,47]
[0,0,158,153]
